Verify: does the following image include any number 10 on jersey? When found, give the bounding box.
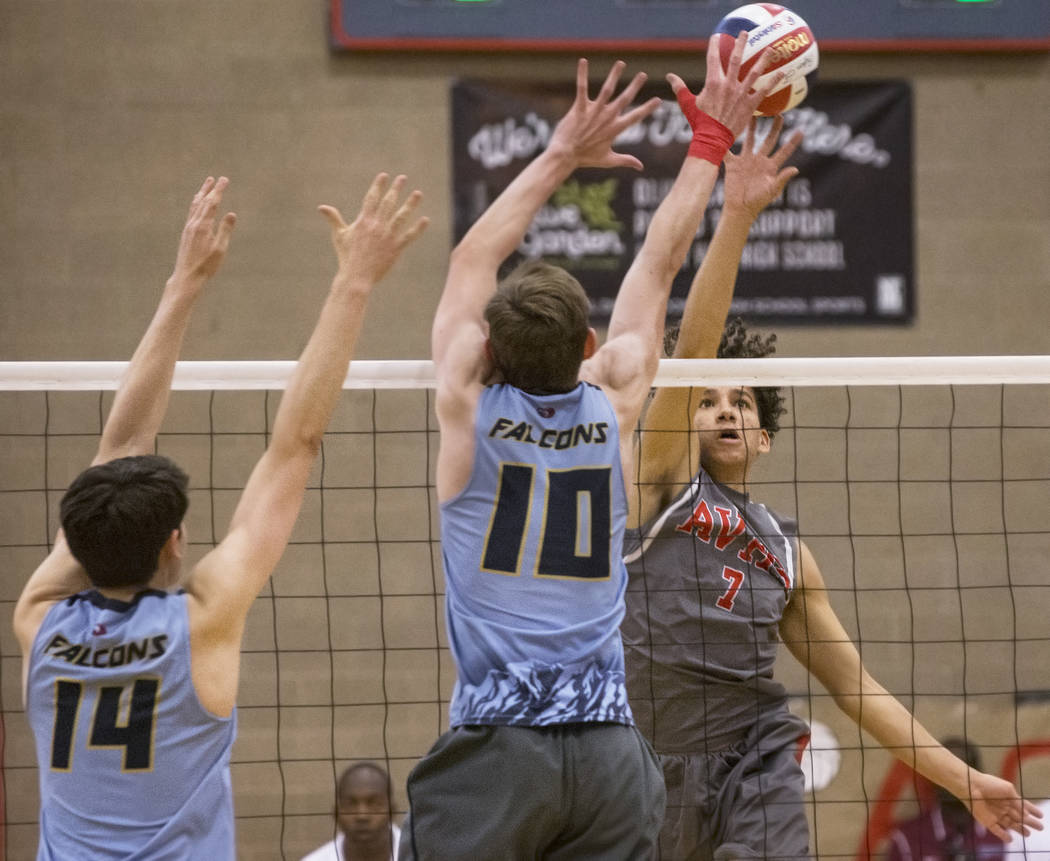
[481,464,613,580]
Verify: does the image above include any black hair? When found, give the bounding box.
[338,761,394,808]
[60,454,189,589]
[665,317,786,438]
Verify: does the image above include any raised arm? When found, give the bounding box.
[781,542,1044,843]
[96,176,236,464]
[188,174,427,643]
[14,177,236,662]
[634,119,800,521]
[670,117,799,363]
[433,60,661,501]
[582,33,778,487]
[586,36,775,419]
[432,58,659,369]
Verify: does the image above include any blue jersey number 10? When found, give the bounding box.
[481,464,612,580]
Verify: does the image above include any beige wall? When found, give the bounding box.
[4,3,1049,363]
[3,2,1050,859]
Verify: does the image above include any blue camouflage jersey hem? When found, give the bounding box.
[450,659,634,727]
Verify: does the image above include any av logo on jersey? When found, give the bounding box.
[675,496,791,595]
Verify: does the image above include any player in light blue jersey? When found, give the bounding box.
[14,173,428,860]
[402,37,780,861]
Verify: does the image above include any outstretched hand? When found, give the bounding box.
[547,59,662,172]
[171,176,237,286]
[723,116,803,220]
[668,32,781,141]
[319,173,429,285]
[964,770,1044,843]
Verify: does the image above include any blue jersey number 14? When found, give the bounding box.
[51,678,160,771]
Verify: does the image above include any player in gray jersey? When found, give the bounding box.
[621,119,1042,860]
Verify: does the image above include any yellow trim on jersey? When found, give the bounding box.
[479,462,535,577]
[85,675,162,773]
[534,465,612,582]
[50,677,83,773]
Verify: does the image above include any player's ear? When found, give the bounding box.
[161,528,184,562]
[582,327,598,360]
[758,429,771,455]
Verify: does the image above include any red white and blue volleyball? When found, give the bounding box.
[715,4,819,117]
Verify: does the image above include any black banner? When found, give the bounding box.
[451,79,913,326]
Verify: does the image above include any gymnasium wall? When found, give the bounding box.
[4,3,1048,363]
[2,1,1048,859]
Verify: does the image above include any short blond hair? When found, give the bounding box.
[484,260,590,393]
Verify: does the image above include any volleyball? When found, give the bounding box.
[714,4,819,117]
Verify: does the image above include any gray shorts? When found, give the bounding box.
[399,722,666,860]
[658,721,810,861]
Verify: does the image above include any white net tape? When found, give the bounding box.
[2,355,1049,390]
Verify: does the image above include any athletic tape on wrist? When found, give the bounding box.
[676,87,735,165]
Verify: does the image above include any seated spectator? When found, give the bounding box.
[302,762,400,861]
[885,737,1005,860]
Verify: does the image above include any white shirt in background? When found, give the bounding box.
[300,823,401,861]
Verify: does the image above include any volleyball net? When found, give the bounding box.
[1,357,1048,860]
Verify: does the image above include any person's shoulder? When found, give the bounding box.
[734,478,794,534]
[579,379,610,397]
[764,504,797,536]
[579,350,650,425]
[885,811,933,849]
[298,837,339,861]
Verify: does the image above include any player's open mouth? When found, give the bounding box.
[719,430,740,440]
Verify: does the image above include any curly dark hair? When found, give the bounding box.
[664,317,786,438]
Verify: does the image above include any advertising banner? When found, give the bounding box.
[452,79,913,326]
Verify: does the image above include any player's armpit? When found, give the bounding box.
[434,375,485,502]
[14,536,90,655]
[432,264,497,369]
[583,333,656,411]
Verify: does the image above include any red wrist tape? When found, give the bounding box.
[675,87,735,165]
[687,112,735,165]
